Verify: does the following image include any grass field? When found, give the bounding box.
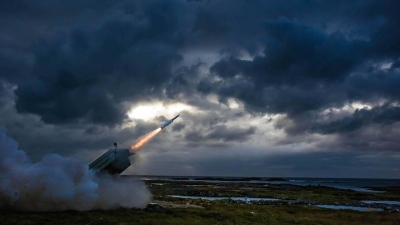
[2,204,399,225]
[1,178,399,225]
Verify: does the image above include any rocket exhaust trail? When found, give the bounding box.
[130,127,162,153]
[89,128,162,175]
[90,114,179,174]
[130,114,179,153]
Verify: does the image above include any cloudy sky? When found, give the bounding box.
[1,0,399,178]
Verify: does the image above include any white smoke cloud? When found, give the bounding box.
[0,126,151,211]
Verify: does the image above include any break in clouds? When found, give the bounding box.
[0,0,400,178]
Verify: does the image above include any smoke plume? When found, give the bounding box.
[0,127,151,211]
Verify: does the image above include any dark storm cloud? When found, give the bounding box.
[206,125,256,142]
[211,18,365,85]
[271,60,400,136]
[8,1,187,125]
[172,123,185,132]
[185,125,255,144]
[314,104,400,134]
[0,50,31,83]
[3,0,398,129]
[344,65,400,101]
[0,82,158,161]
[366,3,400,56]
[192,11,229,38]
[204,17,367,116]
[163,63,204,99]
[198,1,400,136]
[1,0,400,178]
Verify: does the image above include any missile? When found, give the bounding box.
[89,115,180,174]
[160,114,180,129]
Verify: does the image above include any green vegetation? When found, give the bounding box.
[1,205,399,225]
[1,179,399,225]
[148,180,400,205]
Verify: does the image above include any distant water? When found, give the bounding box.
[168,195,279,202]
[361,200,400,205]
[316,205,384,212]
[140,176,400,192]
[283,178,399,192]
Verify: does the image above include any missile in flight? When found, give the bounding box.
[89,115,180,175]
[160,114,180,129]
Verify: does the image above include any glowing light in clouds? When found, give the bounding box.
[128,102,193,121]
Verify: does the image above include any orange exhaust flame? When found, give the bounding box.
[130,127,162,153]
